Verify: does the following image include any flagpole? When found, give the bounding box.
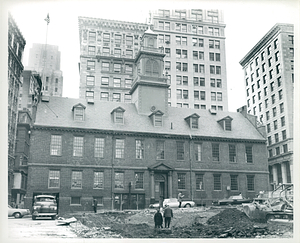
[42,14,50,94]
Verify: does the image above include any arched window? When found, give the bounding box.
[153,61,159,76]
[145,59,160,77]
[146,60,151,75]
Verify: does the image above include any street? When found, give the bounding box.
[8,215,78,239]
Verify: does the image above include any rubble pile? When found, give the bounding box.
[173,208,293,239]
[65,207,293,238]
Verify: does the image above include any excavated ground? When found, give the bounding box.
[60,206,293,239]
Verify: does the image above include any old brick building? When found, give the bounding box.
[8,12,26,203]
[25,27,269,213]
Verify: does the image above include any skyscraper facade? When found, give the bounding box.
[8,12,26,203]
[26,43,63,97]
[239,23,294,187]
[151,9,228,111]
[78,16,149,102]
[78,9,228,110]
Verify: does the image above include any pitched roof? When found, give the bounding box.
[34,96,265,141]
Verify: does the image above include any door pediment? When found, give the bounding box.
[148,161,174,171]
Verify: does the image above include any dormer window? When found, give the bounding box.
[185,113,200,129]
[217,116,233,131]
[72,103,86,121]
[149,110,164,127]
[111,107,125,124]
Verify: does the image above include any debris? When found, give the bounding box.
[60,207,292,238]
[56,217,77,225]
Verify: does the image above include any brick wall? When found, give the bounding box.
[27,127,269,211]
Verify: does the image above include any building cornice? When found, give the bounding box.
[27,163,269,175]
[32,125,266,144]
[239,23,294,67]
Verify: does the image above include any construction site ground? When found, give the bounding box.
[59,205,293,239]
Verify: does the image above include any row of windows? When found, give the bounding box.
[247,76,282,96]
[50,135,253,163]
[267,116,286,133]
[88,46,134,58]
[158,21,220,36]
[268,143,289,158]
[49,170,143,190]
[247,89,283,110]
[165,62,222,75]
[175,89,222,101]
[86,61,133,74]
[88,32,134,46]
[249,101,284,122]
[86,76,132,88]
[157,9,219,23]
[157,34,220,50]
[267,130,287,145]
[85,91,131,103]
[49,169,255,193]
[174,103,223,111]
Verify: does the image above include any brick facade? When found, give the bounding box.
[25,126,269,212]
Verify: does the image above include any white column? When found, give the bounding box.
[168,171,173,198]
[272,165,278,185]
[281,163,287,184]
[290,163,293,183]
[150,171,155,201]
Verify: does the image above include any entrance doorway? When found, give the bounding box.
[154,173,167,202]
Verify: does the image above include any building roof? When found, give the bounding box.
[34,96,265,142]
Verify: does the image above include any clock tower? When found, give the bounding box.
[130,27,169,116]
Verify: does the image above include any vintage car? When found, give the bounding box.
[8,205,30,218]
[32,195,58,220]
[149,198,196,208]
[213,195,252,205]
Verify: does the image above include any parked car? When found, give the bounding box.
[32,195,58,220]
[8,205,30,218]
[213,195,252,206]
[149,198,196,208]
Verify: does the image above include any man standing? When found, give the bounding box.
[154,208,163,228]
[178,192,184,208]
[163,205,173,228]
[93,198,98,213]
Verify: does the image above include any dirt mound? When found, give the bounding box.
[66,207,293,238]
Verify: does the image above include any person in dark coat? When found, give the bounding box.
[163,205,173,228]
[154,208,163,228]
[93,199,98,213]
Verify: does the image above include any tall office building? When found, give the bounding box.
[78,9,228,110]
[239,23,294,186]
[26,43,63,97]
[151,9,228,110]
[78,17,149,102]
[8,12,26,203]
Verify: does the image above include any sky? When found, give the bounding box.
[4,0,299,112]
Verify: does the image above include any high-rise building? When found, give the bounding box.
[26,43,63,97]
[151,9,228,111]
[8,12,26,203]
[78,9,228,110]
[239,23,294,187]
[78,16,149,102]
